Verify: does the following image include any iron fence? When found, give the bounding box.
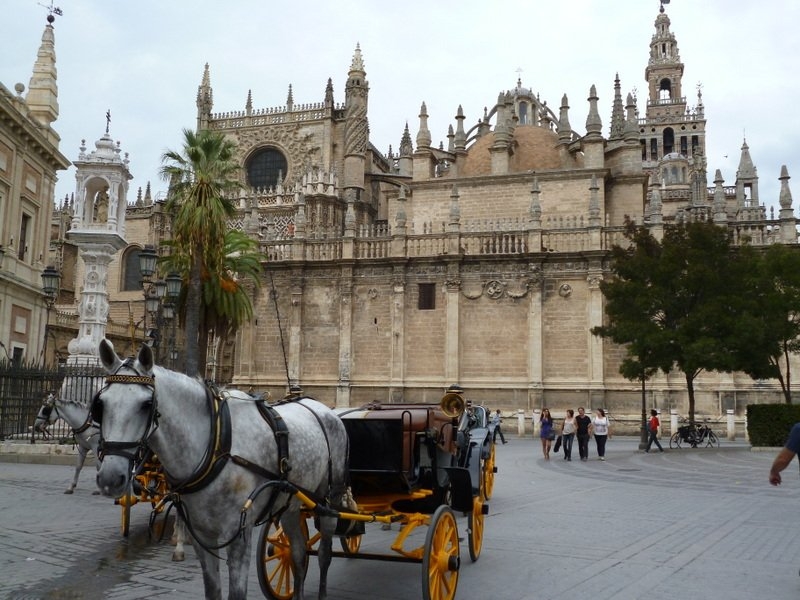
[0,359,104,443]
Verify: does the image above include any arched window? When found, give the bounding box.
[659,78,672,101]
[518,102,529,125]
[246,147,288,190]
[122,247,142,291]
[662,127,675,155]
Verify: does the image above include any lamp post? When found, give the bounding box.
[40,265,60,365]
[138,244,159,342]
[165,271,182,369]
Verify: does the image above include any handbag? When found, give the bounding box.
[553,435,562,453]
[546,430,556,441]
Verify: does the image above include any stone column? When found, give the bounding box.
[726,409,736,441]
[288,273,303,387]
[389,270,406,402]
[587,270,605,405]
[444,277,461,384]
[67,245,116,364]
[336,268,354,408]
[528,270,544,408]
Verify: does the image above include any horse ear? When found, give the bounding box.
[98,338,122,372]
[138,343,154,372]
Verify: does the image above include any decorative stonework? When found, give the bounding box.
[485,280,504,299]
[587,274,604,289]
[558,283,573,298]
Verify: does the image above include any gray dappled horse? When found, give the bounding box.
[35,377,188,561]
[94,339,349,600]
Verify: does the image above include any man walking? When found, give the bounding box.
[491,409,507,444]
[645,409,664,452]
[576,407,592,461]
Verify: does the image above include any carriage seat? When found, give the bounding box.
[340,404,456,496]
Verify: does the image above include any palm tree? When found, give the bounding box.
[160,128,242,377]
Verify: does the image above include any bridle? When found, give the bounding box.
[93,358,158,470]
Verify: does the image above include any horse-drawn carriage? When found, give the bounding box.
[258,388,495,600]
[92,340,496,600]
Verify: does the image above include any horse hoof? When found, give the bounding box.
[64,489,74,495]
[172,551,185,562]
[92,490,101,496]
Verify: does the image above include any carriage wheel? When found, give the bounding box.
[669,432,681,449]
[467,493,485,562]
[257,517,309,600]
[422,505,460,600]
[482,443,496,500]
[340,533,362,555]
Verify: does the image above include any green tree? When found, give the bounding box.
[160,129,243,377]
[735,244,800,403]
[593,221,746,423]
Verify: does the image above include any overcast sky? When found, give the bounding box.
[2,0,797,214]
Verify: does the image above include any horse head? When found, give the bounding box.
[33,392,57,434]
[95,338,158,498]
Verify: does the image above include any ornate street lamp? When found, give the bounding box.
[40,265,60,364]
[138,245,158,280]
[164,272,182,368]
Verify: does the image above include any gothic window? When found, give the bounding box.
[418,283,436,310]
[680,136,688,156]
[659,78,672,101]
[518,102,529,125]
[691,135,699,156]
[641,140,647,161]
[122,247,142,291]
[246,147,288,190]
[650,139,658,161]
[662,128,674,155]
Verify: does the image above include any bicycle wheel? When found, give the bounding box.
[669,432,681,449]
[706,430,720,448]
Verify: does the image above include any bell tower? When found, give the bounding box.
[65,121,130,363]
[641,4,706,172]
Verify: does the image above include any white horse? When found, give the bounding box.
[33,388,101,495]
[94,339,349,600]
[34,375,188,562]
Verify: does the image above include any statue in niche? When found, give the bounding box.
[93,186,109,222]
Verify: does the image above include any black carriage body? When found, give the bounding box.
[340,403,474,512]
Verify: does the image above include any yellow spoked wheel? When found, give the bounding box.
[467,493,485,562]
[482,443,496,500]
[340,533,362,555]
[257,517,310,600]
[422,506,460,600]
[117,479,136,537]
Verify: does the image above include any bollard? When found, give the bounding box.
[670,409,678,436]
[517,409,525,436]
[656,408,662,436]
[726,409,735,441]
[533,408,541,438]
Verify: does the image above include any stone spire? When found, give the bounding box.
[557,94,572,143]
[324,77,334,107]
[623,93,639,142]
[585,84,603,139]
[448,185,461,233]
[736,138,757,180]
[399,123,413,156]
[286,84,294,111]
[588,175,601,226]
[735,138,759,207]
[26,17,59,129]
[529,178,542,227]
[416,102,432,149]
[778,166,796,243]
[196,63,213,130]
[446,125,455,153]
[454,105,467,152]
[245,89,252,115]
[609,74,625,140]
[779,165,794,212]
[712,169,727,224]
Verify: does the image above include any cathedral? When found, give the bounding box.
[42,5,798,417]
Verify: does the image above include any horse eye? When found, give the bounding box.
[142,400,154,412]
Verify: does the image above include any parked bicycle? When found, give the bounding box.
[669,418,720,449]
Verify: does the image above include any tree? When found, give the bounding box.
[735,244,800,403]
[593,220,746,423]
[160,129,243,377]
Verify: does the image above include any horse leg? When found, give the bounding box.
[282,510,309,600]
[226,527,252,600]
[193,544,222,600]
[316,517,335,600]
[171,515,186,562]
[64,445,87,494]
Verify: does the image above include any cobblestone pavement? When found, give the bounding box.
[2,435,800,599]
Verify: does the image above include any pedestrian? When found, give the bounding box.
[590,408,610,461]
[576,407,591,461]
[645,409,664,453]
[560,409,576,461]
[539,408,555,460]
[769,422,800,486]
[491,409,507,444]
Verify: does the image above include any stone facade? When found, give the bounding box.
[44,6,799,419]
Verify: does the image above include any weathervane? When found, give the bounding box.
[38,1,63,23]
[105,110,111,134]
[659,0,670,12]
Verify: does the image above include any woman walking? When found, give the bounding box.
[590,408,610,461]
[561,409,576,461]
[539,409,555,460]
[645,408,664,452]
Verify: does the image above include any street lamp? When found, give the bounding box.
[40,265,60,364]
[164,271,182,368]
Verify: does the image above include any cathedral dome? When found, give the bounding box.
[461,125,582,176]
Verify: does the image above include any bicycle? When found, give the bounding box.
[669,418,720,449]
